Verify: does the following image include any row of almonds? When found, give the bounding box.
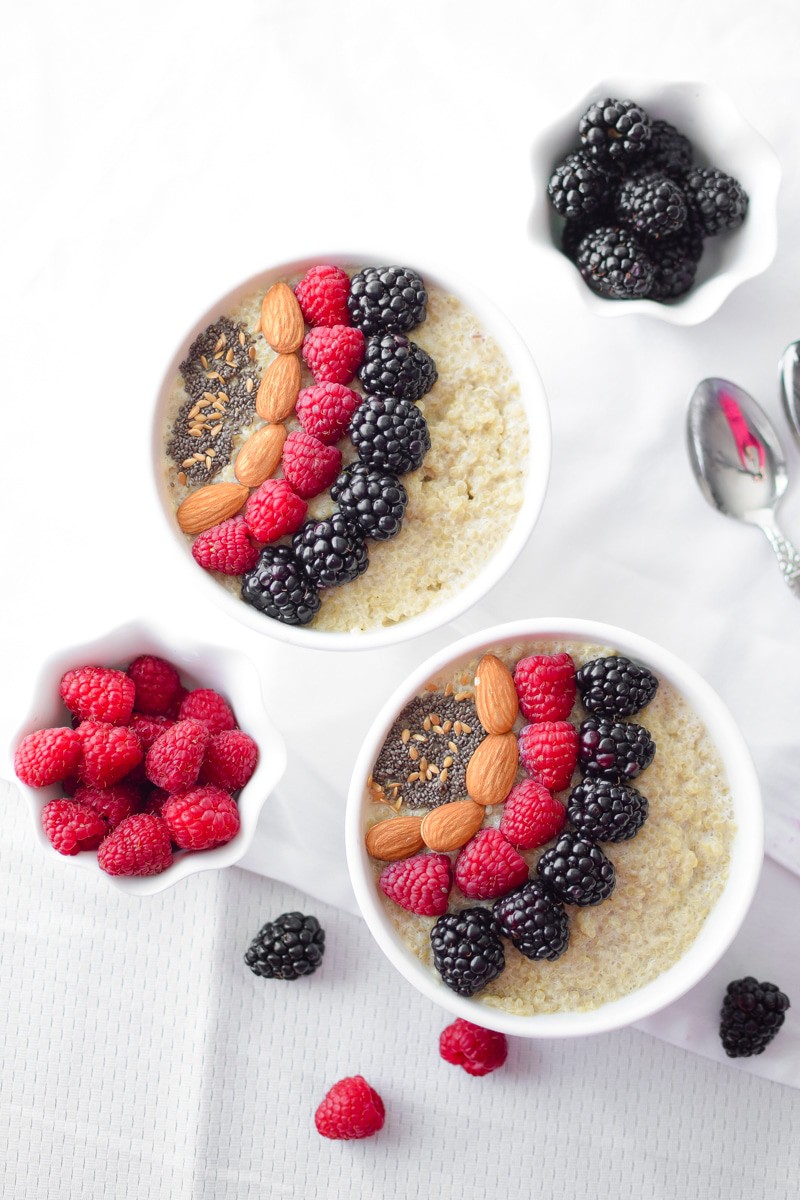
[365,655,521,859]
[175,283,306,536]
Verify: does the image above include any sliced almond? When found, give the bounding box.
[176,482,249,535]
[420,800,484,852]
[256,353,301,423]
[465,732,518,807]
[234,424,287,487]
[365,815,424,862]
[474,653,519,735]
[260,282,304,354]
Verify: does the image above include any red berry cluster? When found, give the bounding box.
[190,264,365,578]
[15,654,259,878]
[314,1017,509,1140]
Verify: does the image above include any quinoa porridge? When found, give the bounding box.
[161,266,529,633]
[365,639,736,1015]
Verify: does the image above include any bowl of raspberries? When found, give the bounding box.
[8,620,286,894]
[531,80,780,323]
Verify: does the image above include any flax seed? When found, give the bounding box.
[401,729,410,744]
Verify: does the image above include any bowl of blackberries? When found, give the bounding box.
[531,80,780,324]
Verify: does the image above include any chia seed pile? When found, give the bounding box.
[372,693,485,807]
[167,317,258,486]
[546,97,749,302]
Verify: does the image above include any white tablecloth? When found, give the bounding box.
[3,0,800,1195]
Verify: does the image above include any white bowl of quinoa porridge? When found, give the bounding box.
[346,619,763,1037]
[152,255,549,650]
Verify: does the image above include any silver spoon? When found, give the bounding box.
[687,377,800,597]
[779,341,800,446]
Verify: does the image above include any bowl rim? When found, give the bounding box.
[151,252,552,651]
[345,617,764,1038]
[7,617,288,896]
[529,78,781,326]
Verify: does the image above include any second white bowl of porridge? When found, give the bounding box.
[153,255,550,650]
[346,619,763,1037]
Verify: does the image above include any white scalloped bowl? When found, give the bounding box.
[7,620,287,896]
[346,618,764,1038]
[530,80,781,325]
[152,254,551,651]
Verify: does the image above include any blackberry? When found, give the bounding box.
[244,912,325,980]
[650,222,705,300]
[561,217,603,262]
[492,880,570,961]
[241,545,321,626]
[430,907,505,997]
[536,832,615,906]
[567,778,649,843]
[350,394,431,474]
[292,513,368,590]
[576,655,659,718]
[331,462,408,542]
[347,265,428,336]
[642,119,694,178]
[719,977,790,1057]
[547,151,612,220]
[576,226,655,299]
[358,333,438,402]
[684,167,748,235]
[578,97,651,162]
[616,171,688,240]
[578,717,656,782]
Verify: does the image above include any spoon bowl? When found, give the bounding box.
[687,377,800,596]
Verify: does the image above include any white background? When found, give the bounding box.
[3,1,800,1196]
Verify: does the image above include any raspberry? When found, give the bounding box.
[178,689,236,735]
[454,828,528,900]
[379,852,452,916]
[59,666,135,726]
[281,430,342,499]
[314,1076,385,1141]
[129,712,174,751]
[145,718,209,791]
[294,264,351,327]
[302,324,365,384]
[139,786,169,816]
[42,799,108,855]
[74,781,140,829]
[514,653,576,723]
[518,721,578,791]
[165,687,188,720]
[14,727,82,789]
[162,785,240,851]
[191,517,259,575]
[200,729,258,790]
[127,655,182,717]
[244,478,307,543]
[499,779,566,849]
[295,382,361,444]
[439,1019,508,1077]
[97,813,173,877]
[77,721,143,787]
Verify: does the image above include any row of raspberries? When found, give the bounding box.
[15,656,258,877]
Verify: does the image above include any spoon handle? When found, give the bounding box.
[761,523,800,597]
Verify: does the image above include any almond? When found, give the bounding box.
[260,282,304,354]
[474,653,519,734]
[365,816,424,861]
[256,353,301,423]
[420,800,484,852]
[176,482,249,535]
[465,732,518,807]
[234,424,287,487]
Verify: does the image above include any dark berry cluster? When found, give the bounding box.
[548,96,748,302]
